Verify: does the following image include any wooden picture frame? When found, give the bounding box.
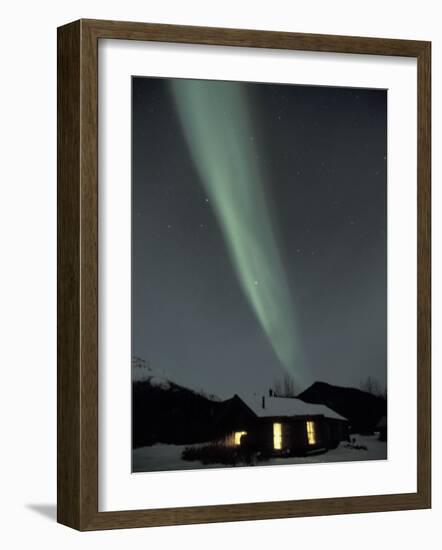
[57,18,431,530]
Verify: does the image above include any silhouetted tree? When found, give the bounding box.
[360,376,387,401]
[272,378,283,396]
[272,373,298,397]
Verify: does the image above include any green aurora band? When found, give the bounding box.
[171,79,304,386]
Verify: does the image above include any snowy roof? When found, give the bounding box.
[238,394,347,421]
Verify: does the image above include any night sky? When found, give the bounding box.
[132,77,387,399]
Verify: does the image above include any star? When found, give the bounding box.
[167,224,172,229]
[205,198,209,203]
[253,280,259,286]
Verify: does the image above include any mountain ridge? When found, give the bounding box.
[298,380,386,433]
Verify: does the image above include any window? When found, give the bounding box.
[234,431,247,446]
[306,421,316,445]
[273,422,282,450]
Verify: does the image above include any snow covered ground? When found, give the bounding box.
[132,434,387,473]
[267,434,386,467]
[133,444,229,472]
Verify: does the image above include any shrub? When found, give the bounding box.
[182,443,261,466]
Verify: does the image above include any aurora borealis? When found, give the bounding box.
[132,77,387,398]
[170,80,303,387]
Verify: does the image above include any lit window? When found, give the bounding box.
[306,421,316,445]
[273,422,282,450]
[234,431,247,446]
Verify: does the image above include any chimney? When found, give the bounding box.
[262,396,265,409]
[269,388,273,397]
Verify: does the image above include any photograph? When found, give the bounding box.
[1,0,433,539]
[131,76,388,473]
[53,12,431,533]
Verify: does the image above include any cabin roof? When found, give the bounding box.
[237,394,347,421]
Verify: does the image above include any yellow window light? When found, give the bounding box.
[234,431,247,446]
[273,422,282,450]
[306,421,316,445]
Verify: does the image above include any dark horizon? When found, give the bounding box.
[132,76,387,400]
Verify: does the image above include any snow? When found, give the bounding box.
[266,434,387,466]
[132,356,221,399]
[132,443,228,473]
[132,356,173,388]
[239,393,347,421]
[132,435,387,473]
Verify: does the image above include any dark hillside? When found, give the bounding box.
[132,378,225,447]
[298,381,386,433]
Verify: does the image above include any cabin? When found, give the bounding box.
[211,394,258,441]
[220,393,349,457]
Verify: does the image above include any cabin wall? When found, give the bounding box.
[325,418,350,448]
[243,416,349,457]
